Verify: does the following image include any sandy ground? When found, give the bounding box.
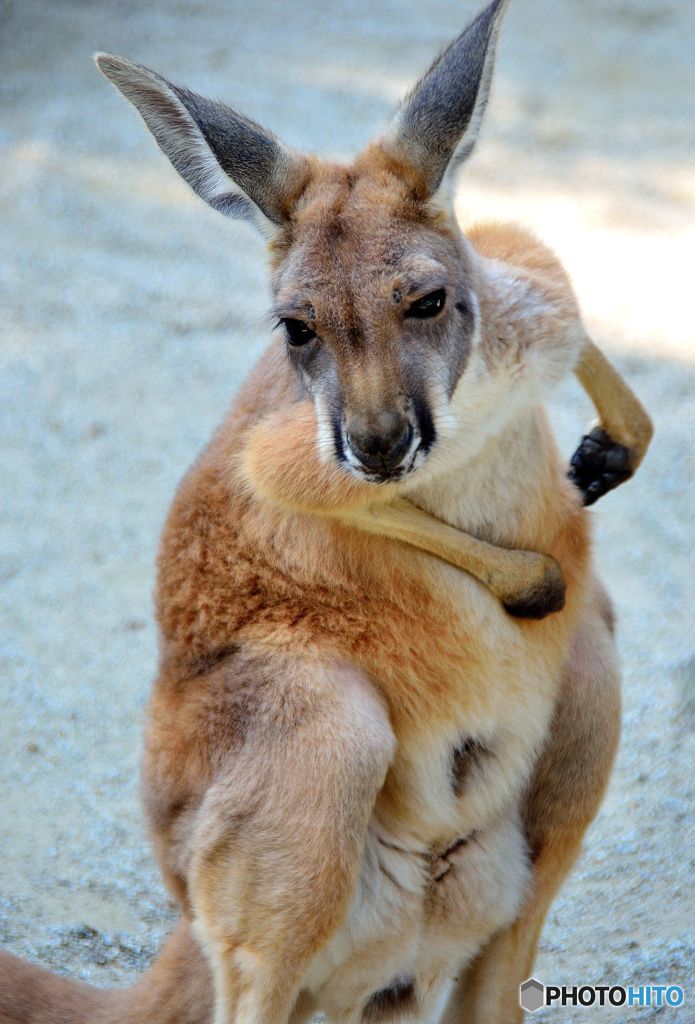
[1,0,693,1019]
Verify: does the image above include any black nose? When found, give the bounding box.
[347,415,413,473]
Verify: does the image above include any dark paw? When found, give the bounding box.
[568,427,632,506]
[502,564,566,620]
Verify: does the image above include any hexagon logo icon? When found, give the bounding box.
[519,977,545,1013]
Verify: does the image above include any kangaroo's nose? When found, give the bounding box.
[346,412,413,473]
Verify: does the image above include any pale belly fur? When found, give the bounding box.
[303,634,549,1023]
[305,790,531,1023]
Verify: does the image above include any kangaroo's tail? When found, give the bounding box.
[0,920,213,1024]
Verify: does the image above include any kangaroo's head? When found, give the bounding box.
[97,0,508,484]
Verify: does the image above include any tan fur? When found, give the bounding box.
[1,9,651,1022]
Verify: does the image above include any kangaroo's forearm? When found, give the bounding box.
[340,499,566,618]
[574,337,653,470]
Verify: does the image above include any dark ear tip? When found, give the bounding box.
[477,0,508,23]
[476,0,510,36]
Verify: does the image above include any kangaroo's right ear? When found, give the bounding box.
[382,0,509,197]
[95,54,309,237]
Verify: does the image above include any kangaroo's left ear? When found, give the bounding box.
[95,53,310,238]
[383,0,509,197]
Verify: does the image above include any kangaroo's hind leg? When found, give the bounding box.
[441,581,621,1024]
[186,653,395,1024]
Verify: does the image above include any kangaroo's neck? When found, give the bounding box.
[404,407,565,551]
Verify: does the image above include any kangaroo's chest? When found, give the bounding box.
[351,554,563,848]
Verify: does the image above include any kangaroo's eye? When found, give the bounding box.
[282,318,317,347]
[406,289,446,319]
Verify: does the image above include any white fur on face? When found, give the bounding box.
[313,392,338,464]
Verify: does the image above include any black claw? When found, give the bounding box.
[568,427,632,506]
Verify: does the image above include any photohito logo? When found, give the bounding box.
[519,977,685,1013]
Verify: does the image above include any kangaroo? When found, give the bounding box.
[0,1,653,1022]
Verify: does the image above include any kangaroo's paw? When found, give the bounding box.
[499,554,566,620]
[568,426,632,506]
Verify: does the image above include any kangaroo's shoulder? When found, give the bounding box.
[468,220,580,328]
[467,221,572,293]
